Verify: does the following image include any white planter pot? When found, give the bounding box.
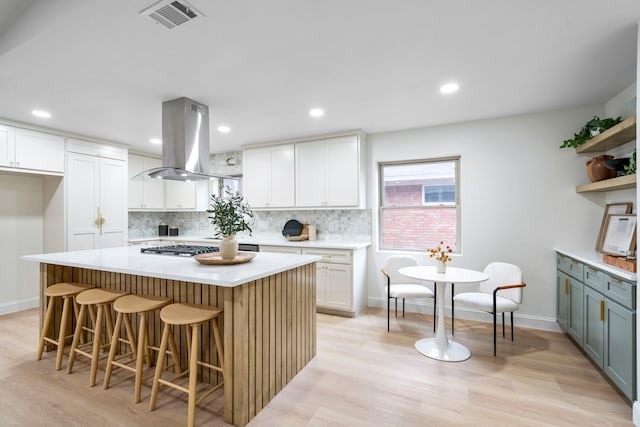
[219,234,239,260]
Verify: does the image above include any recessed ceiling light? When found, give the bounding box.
[309,108,324,118]
[217,125,230,133]
[32,110,51,118]
[150,138,162,144]
[440,83,459,94]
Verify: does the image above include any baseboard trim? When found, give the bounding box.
[367,297,561,332]
[0,297,39,316]
[633,401,640,426]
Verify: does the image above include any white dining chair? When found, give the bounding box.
[452,262,526,356]
[380,255,436,332]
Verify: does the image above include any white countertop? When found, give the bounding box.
[22,246,321,287]
[128,235,371,250]
[554,248,637,282]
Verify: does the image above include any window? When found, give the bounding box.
[379,157,460,251]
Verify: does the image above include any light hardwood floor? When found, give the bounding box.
[0,307,634,426]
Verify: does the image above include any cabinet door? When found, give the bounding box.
[14,129,65,173]
[567,277,584,345]
[295,141,326,207]
[604,298,635,399]
[165,180,196,210]
[556,272,569,332]
[99,158,127,248]
[583,286,604,367]
[67,153,100,251]
[0,124,15,167]
[315,263,327,306]
[325,136,359,206]
[324,263,352,310]
[243,148,271,207]
[141,156,164,209]
[268,144,295,207]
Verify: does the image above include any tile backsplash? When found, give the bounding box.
[128,209,371,241]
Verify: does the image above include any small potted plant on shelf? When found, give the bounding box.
[560,115,622,149]
[427,241,453,273]
[207,188,254,259]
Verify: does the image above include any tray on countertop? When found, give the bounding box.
[194,251,256,265]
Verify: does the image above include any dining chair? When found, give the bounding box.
[452,262,526,356]
[380,255,436,332]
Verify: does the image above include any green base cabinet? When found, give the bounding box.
[556,252,636,400]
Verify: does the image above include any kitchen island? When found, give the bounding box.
[23,246,319,427]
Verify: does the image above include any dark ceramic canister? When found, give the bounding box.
[169,226,179,236]
[586,155,617,183]
[159,223,169,236]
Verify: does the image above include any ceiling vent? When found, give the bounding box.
[140,0,204,29]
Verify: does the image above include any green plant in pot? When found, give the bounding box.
[207,188,254,259]
[560,115,622,148]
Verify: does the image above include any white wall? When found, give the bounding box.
[0,172,43,314]
[366,104,623,330]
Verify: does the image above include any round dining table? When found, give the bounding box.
[399,265,489,362]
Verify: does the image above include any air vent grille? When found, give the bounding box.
[141,0,203,29]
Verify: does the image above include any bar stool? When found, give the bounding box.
[149,303,225,427]
[103,294,182,403]
[67,288,127,386]
[37,282,93,370]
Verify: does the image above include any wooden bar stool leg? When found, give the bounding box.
[37,296,56,361]
[103,311,124,389]
[188,324,199,427]
[122,312,138,361]
[144,315,153,367]
[167,328,182,375]
[90,305,104,387]
[67,304,87,374]
[212,318,224,370]
[134,313,147,403]
[55,295,73,370]
[149,323,171,411]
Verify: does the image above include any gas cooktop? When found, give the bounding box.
[140,245,219,257]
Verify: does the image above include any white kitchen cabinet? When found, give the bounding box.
[0,125,64,174]
[67,142,127,251]
[295,135,363,208]
[128,154,164,210]
[164,180,197,210]
[260,245,302,254]
[301,247,367,316]
[243,144,295,208]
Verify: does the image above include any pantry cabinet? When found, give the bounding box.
[67,140,127,250]
[242,144,294,208]
[0,125,64,174]
[295,135,363,208]
[556,252,636,400]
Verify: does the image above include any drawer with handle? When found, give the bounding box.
[557,254,583,281]
[301,248,351,264]
[605,275,635,310]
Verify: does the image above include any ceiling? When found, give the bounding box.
[0,0,639,157]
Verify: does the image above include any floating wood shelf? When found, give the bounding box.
[576,174,636,193]
[575,115,637,154]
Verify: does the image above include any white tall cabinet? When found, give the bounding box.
[242,144,295,208]
[295,135,362,207]
[66,140,128,250]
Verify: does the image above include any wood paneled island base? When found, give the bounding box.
[38,262,316,426]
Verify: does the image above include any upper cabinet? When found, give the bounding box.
[128,154,164,210]
[575,115,637,193]
[295,135,363,208]
[243,144,295,208]
[164,180,197,210]
[242,131,366,209]
[0,125,64,175]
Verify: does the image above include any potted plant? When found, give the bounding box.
[207,188,254,259]
[560,115,622,148]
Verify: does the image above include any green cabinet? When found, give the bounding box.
[556,252,636,400]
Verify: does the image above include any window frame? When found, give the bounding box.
[378,156,461,252]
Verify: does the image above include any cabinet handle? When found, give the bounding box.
[600,300,605,321]
[564,278,569,294]
[95,207,106,235]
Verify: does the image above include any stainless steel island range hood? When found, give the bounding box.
[138,96,229,181]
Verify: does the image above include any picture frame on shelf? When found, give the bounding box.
[602,214,637,257]
[596,202,632,252]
